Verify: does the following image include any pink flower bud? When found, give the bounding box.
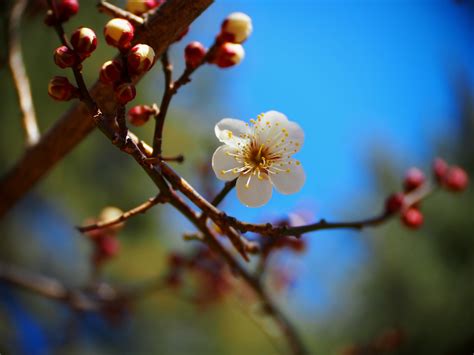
[53,45,76,68]
[48,76,77,101]
[211,42,245,68]
[56,0,79,22]
[220,12,253,43]
[401,207,423,229]
[99,60,123,85]
[385,192,405,214]
[127,105,154,126]
[443,166,469,192]
[104,18,135,49]
[126,0,163,15]
[70,27,97,57]
[184,41,207,69]
[115,83,136,104]
[432,157,448,183]
[127,44,155,75]
[403,167,425,192]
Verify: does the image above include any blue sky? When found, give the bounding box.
[173,0,474,315]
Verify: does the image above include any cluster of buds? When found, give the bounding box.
[385,158,469,229]
[101,18,156,104]
[125,0,163,15]
[83,207,123,267]
[182,12,252,70]
[44,0,79,25]
[165,247,232,306]
[211,12,252,68]
[50,27,97,100]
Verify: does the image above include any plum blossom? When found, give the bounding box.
[212,111,305,207]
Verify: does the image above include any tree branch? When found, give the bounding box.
[0,0,214,218]
[77,194,166,233]
[7,0,40,146]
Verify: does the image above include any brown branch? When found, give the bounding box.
[152,50,174,156]
[7,0,40,146]
[0,261,99,311]
[78,194,165,233]
[167,193,308,355]
[151,42,219,157]
[97,0,145,26]
[0,0,214,218]
[210,179,237,207]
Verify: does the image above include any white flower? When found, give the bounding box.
[212,111,306,207]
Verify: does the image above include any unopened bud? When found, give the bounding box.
[211,42,245,68]
[184,41,207,69]
[99,206,125,232]
[71,27,97,57]
[53,45,76,68]
[127,44,155,75]
[56,0,79,22]
[385,192,405,214]
[220,12,253,43]
[99,60,123,85]
[104,18,135,49]
[127,105,154,126]
[403,167,425,192]
[126,0,163,15]
[443,166,469,192]
[95,235,120,258]
[48,76,77,101]
[115,83,136,104]
[432,157,448,183]
[401,207,423,229]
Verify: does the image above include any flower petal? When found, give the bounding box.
[269,161,306,195]
[215,118,250,146]
[285,121,304,152]
[212,145,243,181]
[262,110,288,125]
[236,173,273,207]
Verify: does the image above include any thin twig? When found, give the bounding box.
[8,0,40,146]
[211,179,237,207]
[97,0,145,26]
[78,194,165,233]
[151,43,219,157]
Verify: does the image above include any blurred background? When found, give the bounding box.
[1,0,474,354]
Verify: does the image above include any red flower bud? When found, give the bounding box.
[443,166,469,192]
[127,105,154,126]
[385,192,405,214]
[211,42,245,68]
[53,45,76,68]
[220,12,253,44]
[401,207,423,229]
[95,235,120,258]
[127,44,156,75]
[126,0,163,15]
[104,18,135,49]
[99,60,123,85]
[48,76,77,101]
[433,157,448,183]
[403,167,425,192]
[184,41,207,69]
[114,83,136,104]
[71,27,97,57]
[56,0,79,22]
